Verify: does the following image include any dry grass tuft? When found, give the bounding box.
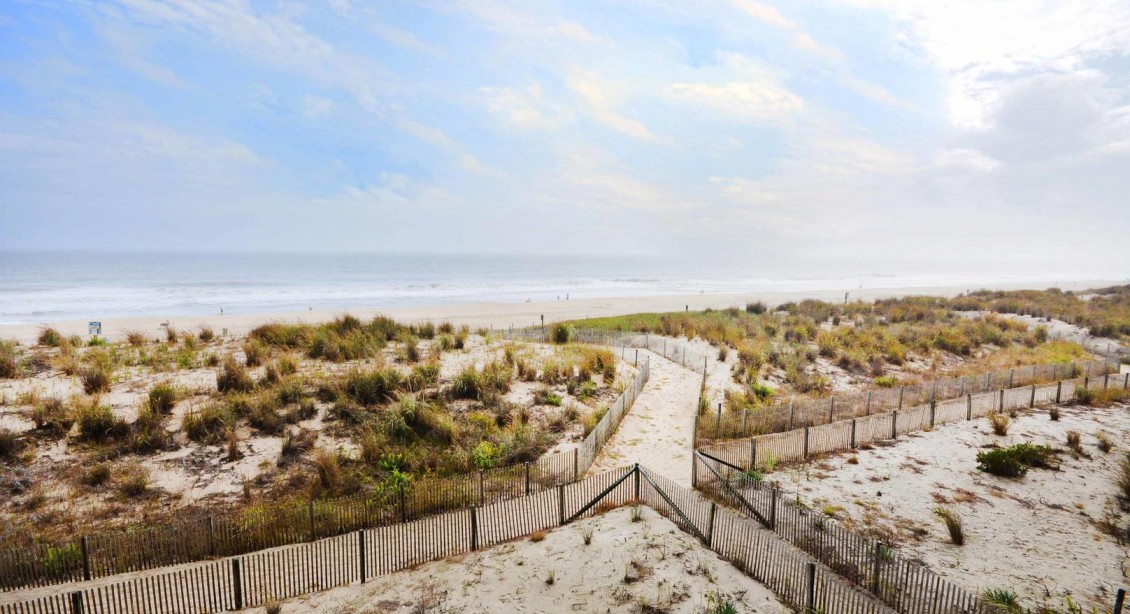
[987,413,1010,436]
[932,506,964,545]
[529,530,547,542]
[1066,430,1083,454]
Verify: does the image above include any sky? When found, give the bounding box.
[1,0,1129,273]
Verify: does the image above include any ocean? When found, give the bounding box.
[0,250,1109,324]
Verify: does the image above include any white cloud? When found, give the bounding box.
[664,52,802,124]
[479,82,572,131]
[567,70,662,142]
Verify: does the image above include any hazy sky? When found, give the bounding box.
[1,1,1128,272]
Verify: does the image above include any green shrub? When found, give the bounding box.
[472,440,501,470]
[981,588,1019,611]
[147,383,178,413]
[42,543,82,579]
[32,398,74,434]
[80,364,112,394]
[0,340,18,378]
[976,443,1056,477]
[551,323,574,344]
[38,327,65,348]
[873,375,897,388]
[217,360,254,394]
[76,401,128,442]
[86,336,107,347]
[344,367,404,406]
[745,301,767,314]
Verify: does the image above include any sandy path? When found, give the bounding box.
[284,506,788,614]
[587,350,702,485]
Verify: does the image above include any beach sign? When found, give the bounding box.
[88,321,101,335]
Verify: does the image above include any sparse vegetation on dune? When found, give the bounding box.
[564,292,1089,405]
[249,314,402,362]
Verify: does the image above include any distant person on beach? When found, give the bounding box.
[220,308,223,315]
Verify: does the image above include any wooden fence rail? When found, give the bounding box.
[696,359,1116,443]
[1,465,900,614]
[0,359,649,593]
[697,368,1129,473]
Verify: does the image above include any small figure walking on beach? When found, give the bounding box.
[220,308,224,315]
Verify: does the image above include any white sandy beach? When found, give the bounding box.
[1,279,1120,345]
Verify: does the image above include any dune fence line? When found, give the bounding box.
[695,358,1117,444]
[696,366,1128,473]
[501,326,713,377]
[0,359,649,594]
[693,451,1011,614]
[1,464,904,614]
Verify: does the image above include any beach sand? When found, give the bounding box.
[1,279,1117,345]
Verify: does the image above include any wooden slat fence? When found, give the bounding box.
[0,358,649,593]
[697,368,1129,472]
[696,359,1116,442]
[636,466,897,614]
[692,453,988,614]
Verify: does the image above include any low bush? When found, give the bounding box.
[38,327,65,348]
[147,382,178,413]
[217,360,254,394]
[80,463,112,487]
[243,341,265,367]
[198,326,215,342]
[551,323,574,344]
[182,404,233,442]
[1066,430,1082,454]
[80,364,113,394]
[976,443,1056,478]
[32,397,74,434]
[116,465,150,498]
[76,400,129,442]
[344,367,403,406]
[0,340,18,378]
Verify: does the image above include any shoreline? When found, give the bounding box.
[1,278,1118,345]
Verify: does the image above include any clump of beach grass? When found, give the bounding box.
[217,360,254,394]
[987,412,1010,436]
[932,506,964,545]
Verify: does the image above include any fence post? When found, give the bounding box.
[705,502,717,548]
[931,379,937,402]
[716,403,722,434]
[897,387,904,411]
[788,401,796,430]
[358,529,366,583]
[1124,373,1129,389]
[742,410,748,435]
[1056,381,1062,404]
[870,542,882,593]
[1104,373,1110,390]
[1030,384,1036,407]
[1113,587,1126,614]
[634,464,641,501]
[207,516,216,557]
[998,389,1004,412]
[1008,368,1014,388]
[890,411,898,439]
[750,438,757,469]
[805,561,816,613]
[479,470,486,505]
[850,419,857,448]
[470,507,479,551]
[525,462,531,495]
[929,400,936,428]
[398,483,407,523]
[769,484,778,529]
[558,484,565,526]
[966,394,973,420]
[865,390,872,415]
[80,535,91,581]
[827,398,834,424]
[1084,376,1089,392]
[573,448,579,481]
[70,591,83,614]
[803,426,810,459]
[232,558,243,610]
